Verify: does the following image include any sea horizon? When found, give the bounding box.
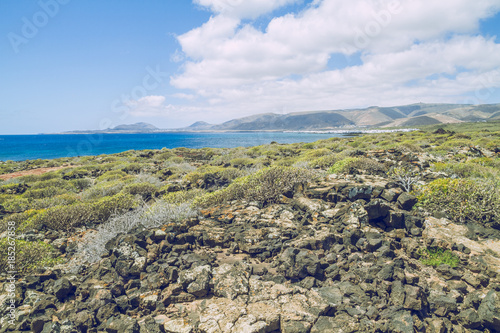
[0,132,348,162]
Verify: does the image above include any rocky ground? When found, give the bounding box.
[1,149,500,333]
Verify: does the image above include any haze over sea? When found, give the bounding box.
[0,132,347,162]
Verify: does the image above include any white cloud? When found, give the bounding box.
[161,0,500,124]
[194,0,301,19]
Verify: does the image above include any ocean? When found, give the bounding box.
[0,132,347,161]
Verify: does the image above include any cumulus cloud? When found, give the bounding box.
[194,0,301,19]
[161,0,500,122]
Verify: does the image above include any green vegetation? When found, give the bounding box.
[194,166,318,207]
[0,239,60,274]
[415,178,499,224]
[418,247,460,268]
[0,120,499,269]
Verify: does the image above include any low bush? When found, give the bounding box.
[308,155,339,169]
[61,167,93,180]
[97,170,128,182]
[432,160,499,180]
[418,247,460,268]
[415,178,500,224]
[229,157,254,168]
[328,157,360,174]
[163,189,206,205]
[23,186,69,199]
[29,193,80,210]
[29,178,70,190]
[81,179,131,201]
[122,182,158,200]
[194,166,317,207]
[70,178,93,191]
[0,183,29,195]
[0,239,60,274]
[2,196,30,213]
[121,163,145,174]
[352,158,387,175]
[25,193,138,231]
[183,166,243,189]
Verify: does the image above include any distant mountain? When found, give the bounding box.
[57,103,500,134]
[181,103,500,131]
[187,121,214,130]
[111,122,158,131]
[60,122,159,134]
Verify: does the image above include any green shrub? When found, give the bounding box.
[121,163,145,174]
[432,160,498,179]
[29,193,80,210]
[61,167,92,180]
[183,166,243,189]
[328,157,360,174]
[351,158,386,175]
[163,189,206,205]
[272,156,300,167]
[70,178,93,191]
[2,197,30,213]
[229,157,254,168]
[81,179,131,200]
[415,178,500,224]
[27,193,138,231]
[29,178,70,190]
[23,186,68,199]
[308,155,339,169]
[418,247,460,268]
[0,183,29,194]
[194,166,317,207]
[0,239,60,274]
[123,182,158,200]
[97,170,128,182]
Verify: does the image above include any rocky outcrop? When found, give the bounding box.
[1,164,499,332]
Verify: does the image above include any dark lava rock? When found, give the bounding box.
[53,277,75,301]
[104,315,141,333]
[457,308,482,329]
[388,310,414,333]
[478,290,500,331]
[397,193,418,211]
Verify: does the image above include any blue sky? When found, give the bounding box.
[1,0,500,134]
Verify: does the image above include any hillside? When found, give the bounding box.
[57,103,500,134]
[184,103,500,131]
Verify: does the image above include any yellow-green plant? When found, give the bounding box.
[328,157,360,174]
[122,182,158,200]
[415,178,500,224]
[194,166,317,207]
[418,247,460,268]
[0,239,60,274]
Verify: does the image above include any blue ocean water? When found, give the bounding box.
[0,132,346,161]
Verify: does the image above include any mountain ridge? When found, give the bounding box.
[57,103,500,134]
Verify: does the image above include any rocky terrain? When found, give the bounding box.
[1,143,499,333]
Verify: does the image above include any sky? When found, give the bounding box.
[1,0,500,134]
